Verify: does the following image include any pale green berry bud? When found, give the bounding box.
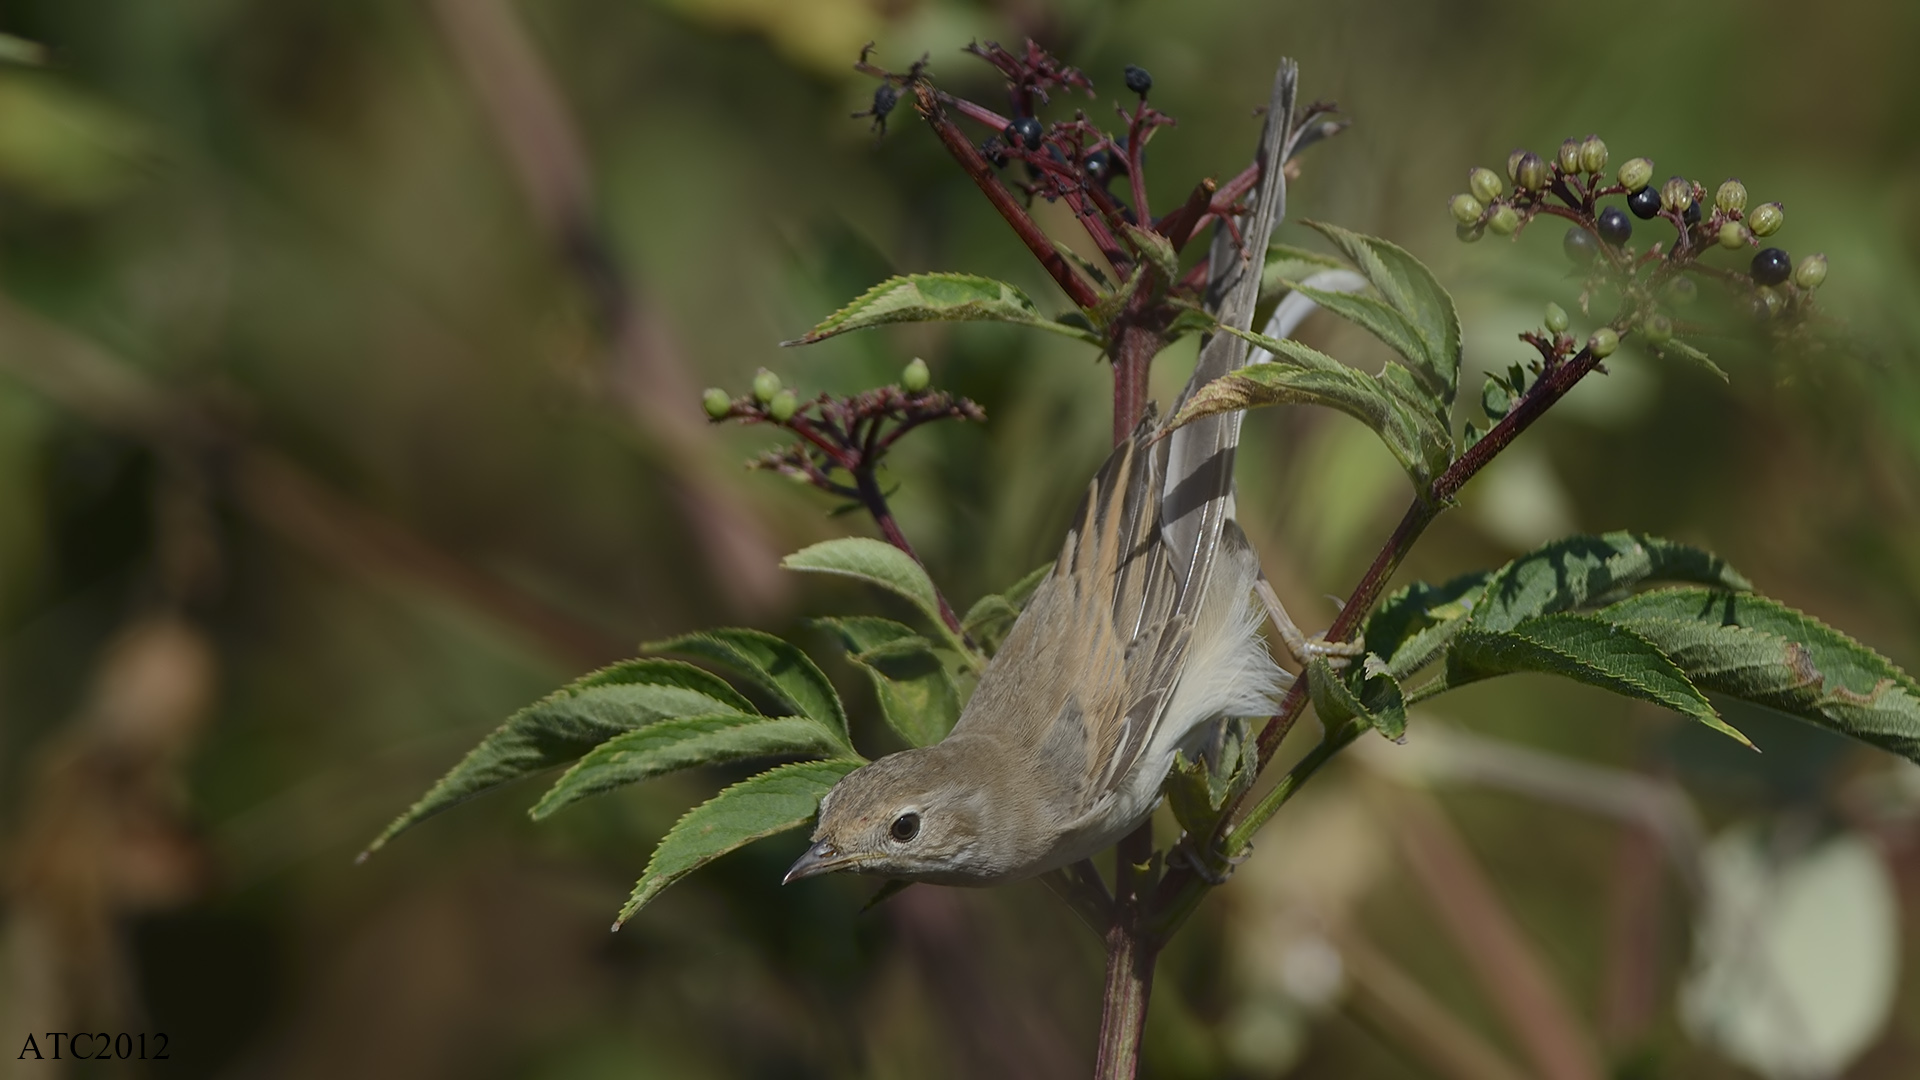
[1617,157,1654,191]
[768,388,799,422]
[901,357,931,392]
[1486,204,1520,236]
[1793,253,1827,290]
[1558,137,1582,174]
[1544,302,1569,334]
[1588,327,1619,358]
[1449,193,1484,225]
[1506,148,1529,182]
[1455,223,1484,243]
[702,388,732,419]
[1660,176,1693,213]
[1469,167,1504,203]
[1715,179,1747,213]
[1756,287,1784,319]
[1748,202,1784,237]
[1642,313,1674,344]
[1515,152,1549,192]
[752,368,782,403]
[1717,221,1750,250]
[1578,135,1608,174]
[1667,276,1699,305]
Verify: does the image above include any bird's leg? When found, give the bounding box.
[1257,578,1364,670]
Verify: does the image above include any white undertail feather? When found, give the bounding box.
[1153,548,1288,765]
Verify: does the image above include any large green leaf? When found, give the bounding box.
[783,273,1102,347]
[959,563,1050,658]
[360,660,755,858]
[1169,329,1454,487]
[529,715,849,821]
[1472,532,1752,633]
[648,628,848,739]
[1445,612,1748,745]
[814,616,960,748]
[613,759,860,927]
[1600,588,1920,763]
[1304,221,1462,405]
[781,538,964,652]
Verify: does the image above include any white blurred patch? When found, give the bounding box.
[1679,824,1900,1080]
[1466,442,1576,551]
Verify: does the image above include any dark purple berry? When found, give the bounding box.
[1563,227,1599,265]
[1123,65,1153,95]
[1751,247,1792,286]
[1596,206,1632,246]
[1628,186,1662,220]
[1682,200,1701,226]
[1084,149,1112,184]
[1005,116,1043,151]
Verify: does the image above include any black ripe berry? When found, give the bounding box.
[872,84,898,119]
[1751,247,1793,286]
[1084,149,1112,184]
[1628,186,1662,220]
[1596,206,1632,246]
[1006,116,1044,151]
[1124,65,1153,95]
[1563,227,1599,265]
[1683,201,1701,226]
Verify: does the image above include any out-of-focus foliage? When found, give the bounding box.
[2,0,1918,1077]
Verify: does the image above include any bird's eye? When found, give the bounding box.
[889,812,920,843]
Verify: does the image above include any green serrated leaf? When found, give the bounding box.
[1085,265,1146,331]
[1052,240,1113,289]
[1365,571,1491,679]
[1472,532,1752,633]
[360,660,756,857]
[1122,222,1180,283]
[1600,588,1920,763]
[960,563,1051,658]
[530,715,850,821]
[783,273,1103,347]
[648,629,848,738]
[1481,376,1512,420]
[781,538,964,652]
[1446,612,1747,745]
[1259,243,1348,310]
[614,759,860,927]
[1303,221,1463,405]
[1308,655,1407,741]
[1655,338,1730,382]
[1167,719,1258,837]
[813,616,961,748]
[1168,329,1453,488]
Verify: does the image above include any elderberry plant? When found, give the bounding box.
[364,40,1913,1080]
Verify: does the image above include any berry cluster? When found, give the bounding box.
[701,361,984,501]
[1449,135,1827,334]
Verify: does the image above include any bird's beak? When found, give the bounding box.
[784,839,849,884]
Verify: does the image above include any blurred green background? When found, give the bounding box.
[2,0,1918,1077]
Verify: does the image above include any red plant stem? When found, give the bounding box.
[1124,103,1151,224]
[1158,178,1217,253]
[914,86,1101,310]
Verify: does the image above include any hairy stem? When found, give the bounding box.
[1096,822,1158,1079]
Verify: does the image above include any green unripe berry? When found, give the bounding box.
[1558,137,1582,174]
[1545,302,1569,334]
[1748,202,1784,237]
[1515,152,1549,192]
[1617,157,1654,191]
[1449,193,1484,225]
[1642,313,1674,344]
[1455,222,1484,243]
[1755,287,1785,319]
[1506,148,1529,182]
[752,367,782,403]
[1793,253,1828,290]
[901,357,931,392]
[1667,276,1699,305]
[1718,221,1750,250]
[702,388,732,419]
[768,388,799,423]
[1588,327,1619,358]
[1578,135,1608,175]
[1468,167,1504,203]
[1715,179,1748,213]
[1486,204,1520,236]
[1660,176,1693,213]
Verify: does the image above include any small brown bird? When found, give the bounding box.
[786,60,1326,888]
